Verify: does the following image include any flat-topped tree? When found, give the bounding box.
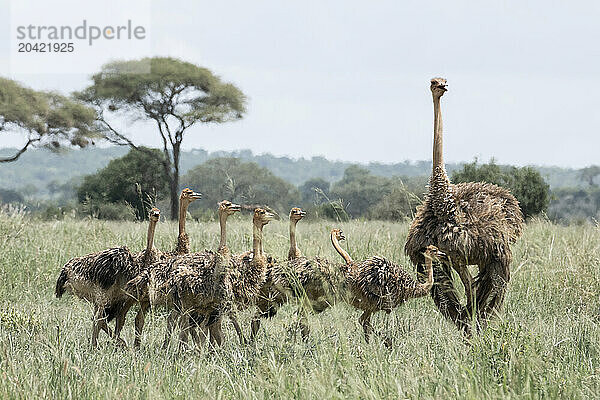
[76,57,246,220]
[0,77,98,163]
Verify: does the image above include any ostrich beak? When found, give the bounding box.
[190,191,202,200]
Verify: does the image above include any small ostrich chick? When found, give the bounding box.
[331,228,441,346]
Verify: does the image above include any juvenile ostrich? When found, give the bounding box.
[124,188,201,347]
[206,208,275,346]
[251,208,339,340]
[170,188,202,256]
[55,208,161,347]
[112,207,164,343]
[164,200,243,347]
[404,78,524,332]
[331,229,440,345]
[288,207,306,260]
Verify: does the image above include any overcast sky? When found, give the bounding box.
[1,1,599,167]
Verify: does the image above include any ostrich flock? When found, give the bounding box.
[55,78,524,349]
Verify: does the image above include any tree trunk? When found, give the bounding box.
[169,176,179,221]
[169,143,182,220]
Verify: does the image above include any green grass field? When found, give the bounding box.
[1,209,599,399]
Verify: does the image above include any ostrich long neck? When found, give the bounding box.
[409,254,434,298]
[176,199,190,254]
[218,211,229,259]
[433,95,444,170]
[252,222,266,266]
[253,223,262,257]
[330,233,352,264]
[288,219,301,260]
[213,211,230,287]
[143,219,157,265]
[429,94,458,222]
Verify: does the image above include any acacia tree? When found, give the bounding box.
[0,77,98,163]
[77,57,246,219]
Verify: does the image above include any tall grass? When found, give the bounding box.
[0,211,599,399]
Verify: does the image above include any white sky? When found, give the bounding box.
[1,1,599,167]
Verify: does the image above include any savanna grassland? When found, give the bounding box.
[1,209,599,399]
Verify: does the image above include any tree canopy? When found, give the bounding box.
[578,166,600,187]
[0,77,98,163]
[299,177,330,206]
[77,147,168,219]
[76,57,246,219]
[330,165,395,218]
[182,157,299,214]
[452,159,550,218]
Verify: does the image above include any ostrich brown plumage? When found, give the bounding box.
[165,200,243,348]
[220,208,275,343]
[250,208,339,340]
[404,78,524,333]
[169,207,274,348]
[54,208,161,347]
[124,188,201,347]
[331,229,439,346]
[172,188,202,255]
[111,207,164,344]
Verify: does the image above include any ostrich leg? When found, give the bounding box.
[208,320,224,347]
[93,305,112,337]
[250,315,262,341]
[112,302,132,347]
[162,310,179,348]
[430,261,470,333]
[188,313,206,348]
[177,312,194,349]
[454,263,475,325]
[359,310,374,343]
[91,307,109,348]
[228,313,245,344]
[476,259,509,329]
[134,301,150,348]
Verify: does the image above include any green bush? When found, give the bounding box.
[369,185,421,221]
[452,160,550,218]
[309,200,350,222]
[0,188,24,204]
[77,147,168,220]
[78,199,136,221]
[330,165,394,218]
[183,157,300,214]
[299,178,330,207]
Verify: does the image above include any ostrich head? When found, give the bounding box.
[254,208,275,227]
[148,207,160,222]
[180,188,202,205]
[289,207,306,222]
[331,228,346,241]
[430,77,447,98]
[423,245,446,261]
[218,200,241,216]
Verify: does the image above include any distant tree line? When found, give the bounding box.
[59,150,551,223]
[6,145,600,224]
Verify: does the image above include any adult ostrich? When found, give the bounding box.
[404,78,523,332]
